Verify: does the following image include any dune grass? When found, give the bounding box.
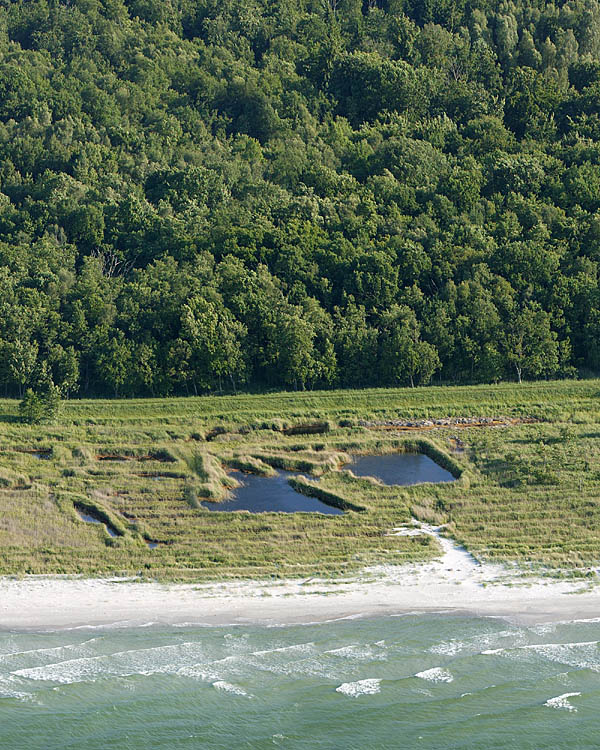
[0,379,599,580]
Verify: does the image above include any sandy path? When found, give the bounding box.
[1,525,599,630]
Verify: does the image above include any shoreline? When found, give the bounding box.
[2,526,600,631]
[2,574,600,632]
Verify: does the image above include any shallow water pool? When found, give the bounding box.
[202,470,342,515]
[76,508,119,537]
[348,452,455,485]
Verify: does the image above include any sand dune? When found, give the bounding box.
[2,525,599,630]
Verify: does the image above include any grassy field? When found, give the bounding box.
[1,379,600,580]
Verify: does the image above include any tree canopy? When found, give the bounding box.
[0,0,599,394]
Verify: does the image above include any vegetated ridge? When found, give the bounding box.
[1,0,599,397]
[1,380,600,580]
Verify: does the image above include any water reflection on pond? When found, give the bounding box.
[348,453,455,486]
[203,470,342,515]
[202,453,454,515]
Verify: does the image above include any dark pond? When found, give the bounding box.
[76,508,119,537]
[348,453,455,486]
[203,470,342,515]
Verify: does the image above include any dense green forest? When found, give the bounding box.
[1,0,600,396]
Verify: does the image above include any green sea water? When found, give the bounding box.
[1,613,599,749]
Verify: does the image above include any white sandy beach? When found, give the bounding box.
[1,525,599,630]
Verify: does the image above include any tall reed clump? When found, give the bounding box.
[283,421,331,436]
[224,455,276,476]
[148,447,177,463]
[289,476,365,512]
[183,481,201,509]
[255,449,349,476]
[70,495,128,537]
[183,451,240,501]
[72,445,94,465]
[0,466,29,489]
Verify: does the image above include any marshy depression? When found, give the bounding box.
[203,452,455,514]
[203,470,343,515]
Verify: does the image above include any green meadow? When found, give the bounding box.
[1,379,600,581]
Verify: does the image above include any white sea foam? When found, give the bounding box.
[178,654,240,683]
[0,638,19,657]
[335,678,381,697]
[390,611,439,618]
[177,666,219,682]
[415,667,453,683]
[181,643,340,683]
[0,644,75,663]
[212,680,250,697]
[224,633,249,647]
[252,642,315,657]
[432,628,528,658]
[60,620,157,631]
[482,640,600,671]
[0,676,30,700]
[0,639,98,670]
[325,644,363,656]
[528,623,556,636]
[527,642,600,671]
[429,640,464,657]
[324,643,387,662]
[249,641,343,678]
[294,613,367,626]
[525,640,598,649]
[544,692,581,712]
[12,641,207,684]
